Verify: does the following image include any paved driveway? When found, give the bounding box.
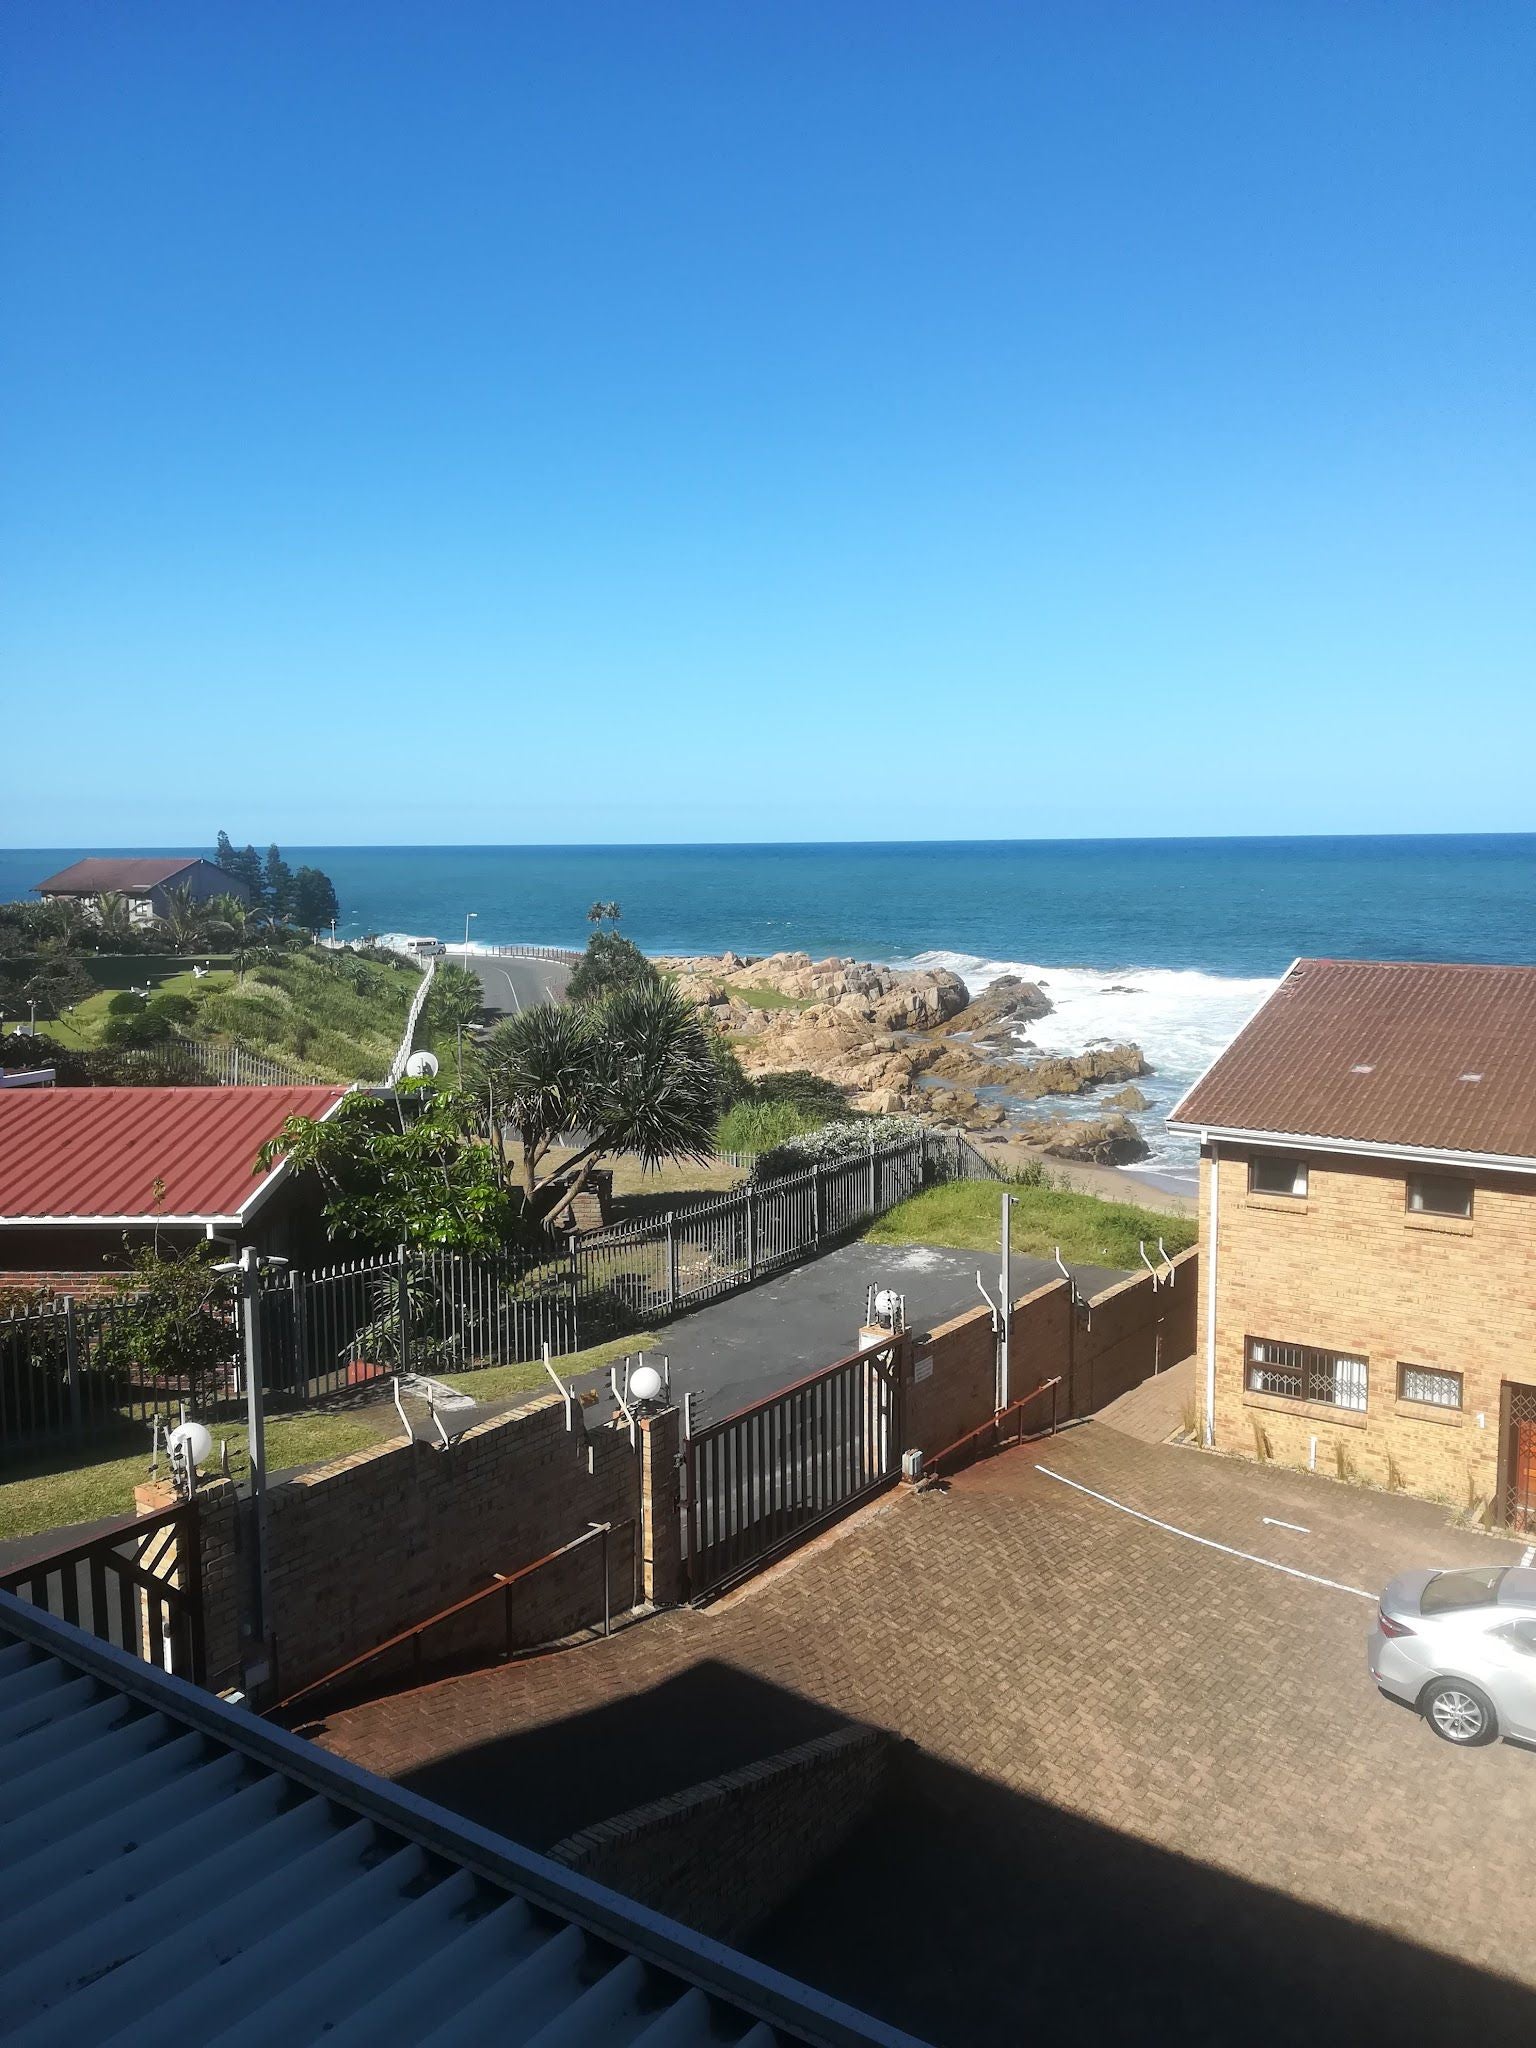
[633,1241,1127,1426]
[312,1425,1536,2045]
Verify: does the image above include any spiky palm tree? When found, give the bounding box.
[482,978,716,1225]
[156,883,210,955]
[205,892,265,981]
[91,892,136,945]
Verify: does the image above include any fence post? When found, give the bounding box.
[396,1244,411,1377]
[63,1297,82,1432]
[233,1045,241,1086]
[665,1211,678,1310]
[868,1135,878,1216]
[746,1184,758,1278]
[234,1246,270,1673]
[918,1126,927,1181]
[289,1267,309,1400]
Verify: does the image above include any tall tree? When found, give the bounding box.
[213,831,264,899]
[263,845,294,918]
[291,865,339,930]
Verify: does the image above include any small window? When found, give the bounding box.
[1407,1174,1473,1220]
[1397,1363,1462,1410]
[1249,1155,1308,1198]
[1245,1337,1366,1410]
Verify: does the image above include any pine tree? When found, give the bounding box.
[264,844,295,918]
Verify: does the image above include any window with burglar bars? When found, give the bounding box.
[1245,1336,1368,1411]
[1397,1363,1462,1410]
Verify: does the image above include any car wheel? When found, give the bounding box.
[1420,1678,1499,1747]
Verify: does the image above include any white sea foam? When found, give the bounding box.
[896,951,1279,1165]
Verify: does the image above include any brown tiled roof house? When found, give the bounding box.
[1169,958,1536,1532]
[34,856,251,921]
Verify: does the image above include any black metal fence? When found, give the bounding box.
[682,1339,904,1600]
[569,1128,996,1328]
[0,1500,205,1682]
[0,1128,995,1467]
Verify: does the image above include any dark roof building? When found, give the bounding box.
[35,857,252,918]
[0,1593,918,2046]
[1169,958,1536,1167]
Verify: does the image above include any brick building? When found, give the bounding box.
[1168,959,1536,1530]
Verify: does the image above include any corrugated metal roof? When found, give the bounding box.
[1169,958,1536,1161]
[33,857,207,894]
[0,1086,348,1223]
[0,1594,924,2048]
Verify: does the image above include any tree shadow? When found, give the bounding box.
[385,1657,1536,2048]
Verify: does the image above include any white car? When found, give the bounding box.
[1368,1565,1536,1746]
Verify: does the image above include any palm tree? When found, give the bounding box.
[91,892,136,946]
[156,883,210,955]
[482,979,717,1225]
[206,892,264,981]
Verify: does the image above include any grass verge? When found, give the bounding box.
[440,1330,660,1403]
[0,1410,383,1546]
[864,1178,1198,1268]
[724,983,817,1011]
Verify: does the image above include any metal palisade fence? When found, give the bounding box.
[568,1129,997,1322]
[0,1130,996,1465]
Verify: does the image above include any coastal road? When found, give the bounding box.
[446,948,571,1018]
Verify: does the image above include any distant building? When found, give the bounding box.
[0,1083,350,1283]
[34,856,251,925]
[1169,959,1536,1532]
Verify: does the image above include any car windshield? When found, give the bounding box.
[1420,1568,1506,1615]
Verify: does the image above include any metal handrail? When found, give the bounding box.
[271,1518,633,1712]
[923,1375,1064,1480]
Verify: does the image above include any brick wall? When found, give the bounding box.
[904,1252,1198,1462]
[549,1724,889,1941]
[1199,1147,1533,1511]
[262,1391,645,1700]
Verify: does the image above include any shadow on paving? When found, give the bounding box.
[392,1658,1536,2048]
[394,1658,846,1853]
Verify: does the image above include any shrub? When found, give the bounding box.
[752,1115,925,1180]
[100,1009,173,1048]
[717,1098,818,1155]
[145,991,196,1026]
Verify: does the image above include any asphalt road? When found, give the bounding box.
[568,1242,1129,1431]
[446,949,571,1017]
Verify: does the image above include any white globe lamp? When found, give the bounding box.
[168,1419,213,1470]
[629,1363,665,1407]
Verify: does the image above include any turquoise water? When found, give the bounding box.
[7,836,1532,1172]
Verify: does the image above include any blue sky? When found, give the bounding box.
[3,2,1532,845]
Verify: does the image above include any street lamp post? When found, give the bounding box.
[463,910,477,954]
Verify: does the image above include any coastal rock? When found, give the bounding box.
[1009,1043,1149,1098]
[1103,1083,1151,1111]
[922,1087,1007,1132]
[932,974,1052,1039]
[1015,1113,1151,1165]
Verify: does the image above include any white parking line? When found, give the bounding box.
[1523,1546,1535,1568]
[1033,1464,1377,1602]
[1262,1516,1311,1534]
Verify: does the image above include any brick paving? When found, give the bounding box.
[314,1425,1536,2044]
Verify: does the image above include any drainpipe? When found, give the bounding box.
[1203,1137,1219,1447]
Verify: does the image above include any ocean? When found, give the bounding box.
[7,837,1533,1177]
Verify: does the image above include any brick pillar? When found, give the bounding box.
[131,1478,180,1667]
[639,1406,683,1608]
[194,1478,242,1692]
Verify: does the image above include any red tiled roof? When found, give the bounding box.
[0,1086,348,1224]
[34,857,205,895]
[1169,959,1536,1162]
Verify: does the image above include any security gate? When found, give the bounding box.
[682,1340,904,1601]
[1504,1382,1536,1535]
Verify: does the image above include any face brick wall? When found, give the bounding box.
[906,1251,1198,1461]
[1198,1146,1535,1512]
[549,1724,889,1942]
[263,1391,644,1699]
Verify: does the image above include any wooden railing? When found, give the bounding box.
[0,1501,204,1683]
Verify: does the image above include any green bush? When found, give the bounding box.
[145,991,196,1026]
[100,1010,173,1048]
[106,989,147,1017]
[716,1098,819,1155]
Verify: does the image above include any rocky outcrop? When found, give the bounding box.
[1103,1083,1151,1111]
[931,974,1052,1040]
[1014,1113,1151,1165]
[661,950,1152,1130]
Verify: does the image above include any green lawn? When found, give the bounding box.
[0,1410,384,1545]
[441,1330,660,1403]
[865,1178,1197,1269]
